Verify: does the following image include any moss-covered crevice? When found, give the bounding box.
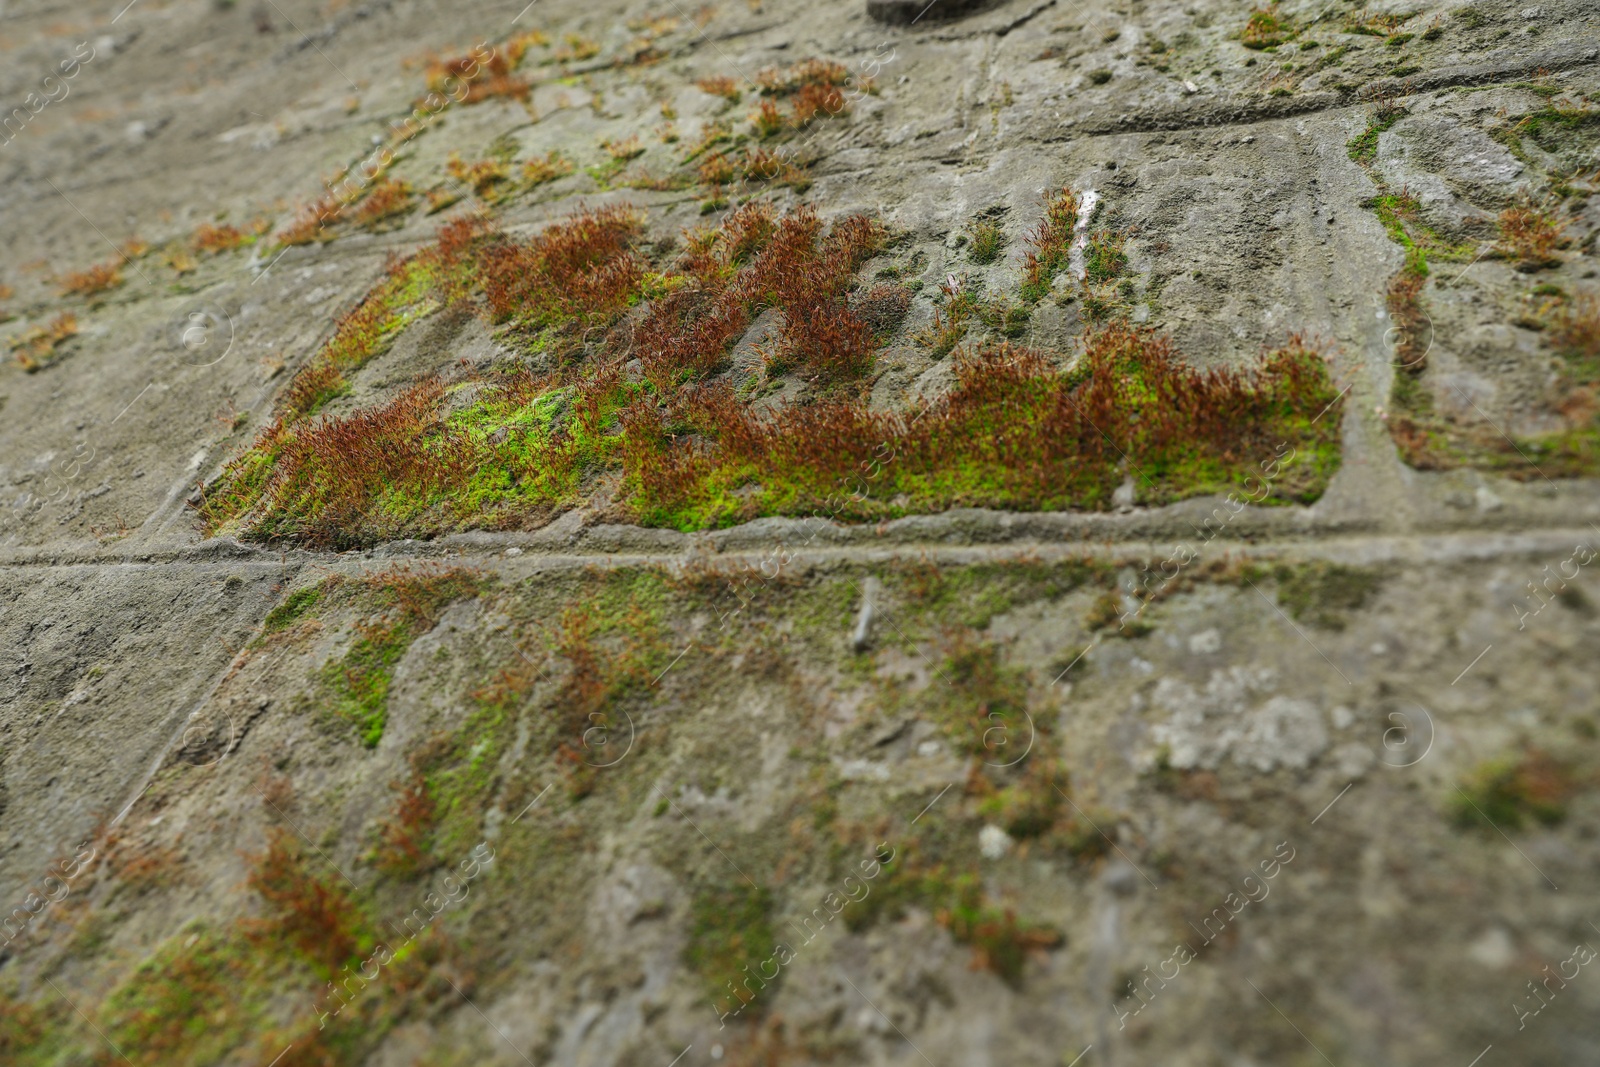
[1353,92,1600,477]
[199,190,1343,547]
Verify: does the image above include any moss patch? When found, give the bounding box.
[205,196,1343,546]
[100,923,274,1066]
[1347,112,1401,165]
[630,326,1343,529]
[319,568,483,747]
[844,863,1060,987]
[264,587,322,633]
[685,884,779,1004]
[1270,561,1383,630]
[1453,748,1578,829]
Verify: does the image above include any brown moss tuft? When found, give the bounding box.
[1497,197,1566,266]
[192,222,252,254]
[791,82,848,127]
[1021,187,1079,303]
[697,150,737,186]
[466,204,647,333]
[11,311,78,371]
[246,827,366,977]
[374,766,438,875]
[554,34,601,63]
[756,58,849,94]
[425,43,531,104]
[1552,289,1600,362]
[629,324,1342,527]
[260,378,458,546]
[352,179,415,229]
[854,282,913,341]
[113,840,188,895]
[1242,3,1295,48]
[58,259,124,297]
[447,154,513,200]
[206,197,1342,546]
[697,74,742,101]
[631,206,883,388]
[522,150,575,186]
[1454,748,1579,829]
[277,198,340,246]
[751,98,784,138]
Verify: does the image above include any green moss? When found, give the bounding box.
[586,158,632,187]
[1347,112,1401,164]
[967,218,1006,265]
[1271,561,1382,629]
[264,586,321,632]
[420,568,670,829]
[62,858,455,1066]
[933,639,1037,758]
[1485,101,1599,170]
[976,295,1031,338]
[979,757,1069,840]
[1085,588,1151,636]
[1078,284,1124,322]
[307,259,441,414]
[944,893,1062,986]
[916,278,981,356]
[324,626,411,747]
[211,200,1342,546]
[1057,801,1122,863]
[775,575,859,649]
[1518,102,1600,163]
[0,987,75,1067]
[841,859,929,932]
[1493,425,1600,477]
[200,254,447,532]
[1453,750,1574,829]
[844,864,1059,987]
[233,370,642,550]
[1389,361,1433,414]
[320,570,483,747]
[440,379,636,517]
[1362,193,1478,267]
[1242,4,1296,49]
[627,335,1343,530]
[685,884,778,1004]
[203,204,653,547]
[592,567,673,633]
[897,559,1104,631]
[423,700,517,860]
[201,435,284,530]
[1084,229,1129,284]
[1365,178,1600,477]
[1343,8,1415,35]
[101,923,279,1067]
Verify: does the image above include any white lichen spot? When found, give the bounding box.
[1067,188,1101,280]
[1467,927,1515,968]
[979,824,1013,859]
[1148,667,1327,772]
[835,758,891,781]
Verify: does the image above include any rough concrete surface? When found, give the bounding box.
[1,0,1600,1064]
